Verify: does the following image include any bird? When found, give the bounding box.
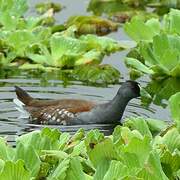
[14,80,140,125]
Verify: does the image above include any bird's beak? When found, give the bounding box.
[139,85,152,99]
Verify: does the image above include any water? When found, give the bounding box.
[0,0,173,143]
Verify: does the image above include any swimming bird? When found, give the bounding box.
[14,81,140,125]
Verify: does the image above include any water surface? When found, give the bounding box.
[0,0,172,143]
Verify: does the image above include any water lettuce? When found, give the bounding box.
[72,64,120,85]
[26,31,123,68]
[142,78,180,107]
[0,0,28,30]
[35,2,62,15]
[125,34,180,77]
[124,17,161,42]
[0,92,179,179]
[124,9,180,42]
[88,0,180,23]
[66,15,118,36]
[124,9,180,78]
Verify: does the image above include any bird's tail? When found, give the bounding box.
[14,86,33,105]
[14,86,33,118]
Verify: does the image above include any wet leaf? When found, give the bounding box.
[0,160,31,180]
[66,15,118,36]
[72,64,120,85]
[124,17,160,42]
[169,92,180,130]
[35,2,62,14]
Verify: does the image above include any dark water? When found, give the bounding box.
[0,0,172,143]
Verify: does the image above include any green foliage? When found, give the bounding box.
[0,0,126,85]
[141,77,180,108]
[169,92,180,131]
[0,93,179,179]
[66,15,118,36]
[124,9,180,78]
[87,0,177,23]
[72,64,120,85]
[0,160,31,180]
[125,34,180,77]
[124,17,161,42]
[0,0,28,30]
[35,2,62,14]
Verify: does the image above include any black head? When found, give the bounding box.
[118,80,140,99]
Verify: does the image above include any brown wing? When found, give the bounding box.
[26,99,96,125]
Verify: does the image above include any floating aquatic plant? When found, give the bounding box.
[88,0,180,22]
[35,2,62,14]
[72,64,120,85]
[124,9,180,78]
[66,15,118,36]
[0,92,179,179]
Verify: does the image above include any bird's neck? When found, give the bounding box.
[97,93,131,124]
[111,92,130,108]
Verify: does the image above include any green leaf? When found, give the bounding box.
[168,92,180,145]
[169,92,180,127]
[16,127,61,151]
[144,77,180,107]
[14,143,41,177]
[122,136,152,166]
[35,2,62,14]
[126,34,180,77]
[124,117,152,138]
[80,34,126,54]
[87,138,118,168]
[73,64,120,85]
[48,157,85,180]
[66,15,118,36]
[137,151,168,180]
[0,0,28,30]
[145,118,168,134]
[154,128,180,153]
[94,159,110,180]
[48,157,70,179]
[124,17,160,42]
[0,160,30,180]
[164,9,180,35]
[0,137,14,161]
[65,157,86,180]
[125,57,153,74]
[103,160,129,180]
[161,149,180,179]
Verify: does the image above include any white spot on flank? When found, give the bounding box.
[62,121,67,125]
[61,114,65,118]
[47,114,51,119]
[52,116,56,121]
[68,113,74,118]
[57,119,60,122]
[64,111,69,115]
[58,111,62,115]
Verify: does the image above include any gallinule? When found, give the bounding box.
[14,81,140,125]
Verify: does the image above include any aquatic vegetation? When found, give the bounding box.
[124,17,161,42]
[143,78,180,108]
[0,0,129,84]
[23,27,125,69]
[124,9,180,42]
[88,0,180,23]
[0,92,179,179]
[72,64,120,85]
[125,34,180,77]
[124,9,180,78]
[66,15,118,36]
[35,2,62,14]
